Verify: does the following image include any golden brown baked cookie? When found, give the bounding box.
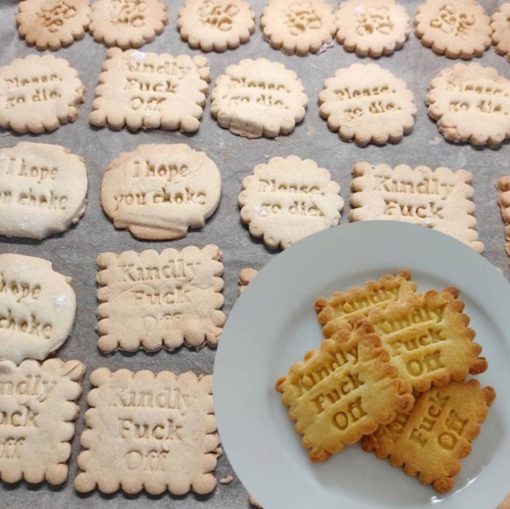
[362,380,496,493]
[276,320,414,462]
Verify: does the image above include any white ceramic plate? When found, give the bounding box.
[214,221,510,509]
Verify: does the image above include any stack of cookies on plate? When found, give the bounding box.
[276,271,495,493]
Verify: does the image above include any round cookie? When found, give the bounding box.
[17,0,91,50]
[178,0,255,52]
[319,63,416,146]
[414,0,491,59]
[0,254,76,363]
[426,63,510,147]
[334,0,410,58]
[0,142,88,240]
[211,58,308,138]
[101,144,222,240]
[89,0,168,49]
[238,155,343,250]
[260,0,336,55]
[491,3,510,62]
[0,54,84,134]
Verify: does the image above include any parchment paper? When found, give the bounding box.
[0,0,508,508]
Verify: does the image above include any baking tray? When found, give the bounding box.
[0,0,508,507]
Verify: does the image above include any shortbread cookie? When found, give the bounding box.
[239,156,343,250]
[211,58,308,138]
[319,63,416,146]
[315,271,416,338]
[0,358,84,485]
[0,54,84,134]
[90,48,210,132]
[75,368,219,495]
[17,0,91,50]
[239,268,258,295]
[362,380,496,493]
[426,63,510,146]
[89,0,167,48]
[0,142,87,240]
[276,320,414,463]
[0,254,76,363]
[334,0,410,57]
[496,177,510,257]
[96,245,225,352]
[101,144,221,240]
[178,0,255,52]
[350,162,484,252]
[260,0,336,55]
[492,3,510,61]
[334,289,487,393]
[414,0,491,59]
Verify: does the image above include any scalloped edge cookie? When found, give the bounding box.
[96,245,225,352]
[178,0,255,52]
[260,0,336,55]
[0,358,85,485]
[74,368,220,495]
[335,0,410,58]
[17,0,91,50]
[89,0,168,49]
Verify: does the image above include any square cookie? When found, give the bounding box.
[89,48,211,132]
[350,162,484,252]
[96,245,225,353]
[0,358,85,485]
[361,380,496,493]
[74,368,219,495]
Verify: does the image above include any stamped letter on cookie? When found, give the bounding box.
[357,289,487,393]
[276,320,414,462]
[90,49,211,132]
[74,368,219,495]
[0,54,84,134]
[496,176,510,257]
[319,63,416,145]
[96,245,225,352]
[414,0,491,59]
[315,271,416,338]
[362,380,496,492]
[211,58,308,138]
[239,156,343,250]
[260,0,336,55]
[89,0,167,49]
[426,63,510,146]
[350,162,484,252]
[334,0,410,58]
[0,142,87,240]
[17,0,91,50]
[0,254,76,363]
[101,144,221,240]
[0,358,85,485]
[178,0,255,52]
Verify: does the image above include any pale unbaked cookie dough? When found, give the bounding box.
[17,0,91,50]
[101,143,222,240]
[319,63,416,145]
[0,142,88,240]
[335,0,410,57]
[211,58,308,138]
[239,155,343,249]
[414,0,491,59]
[0,54,84,134]
[89,0,168,49]
[178,0,255,52]
[426,63,510,146]
[260,0,336,55]
[491,3,510,62]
